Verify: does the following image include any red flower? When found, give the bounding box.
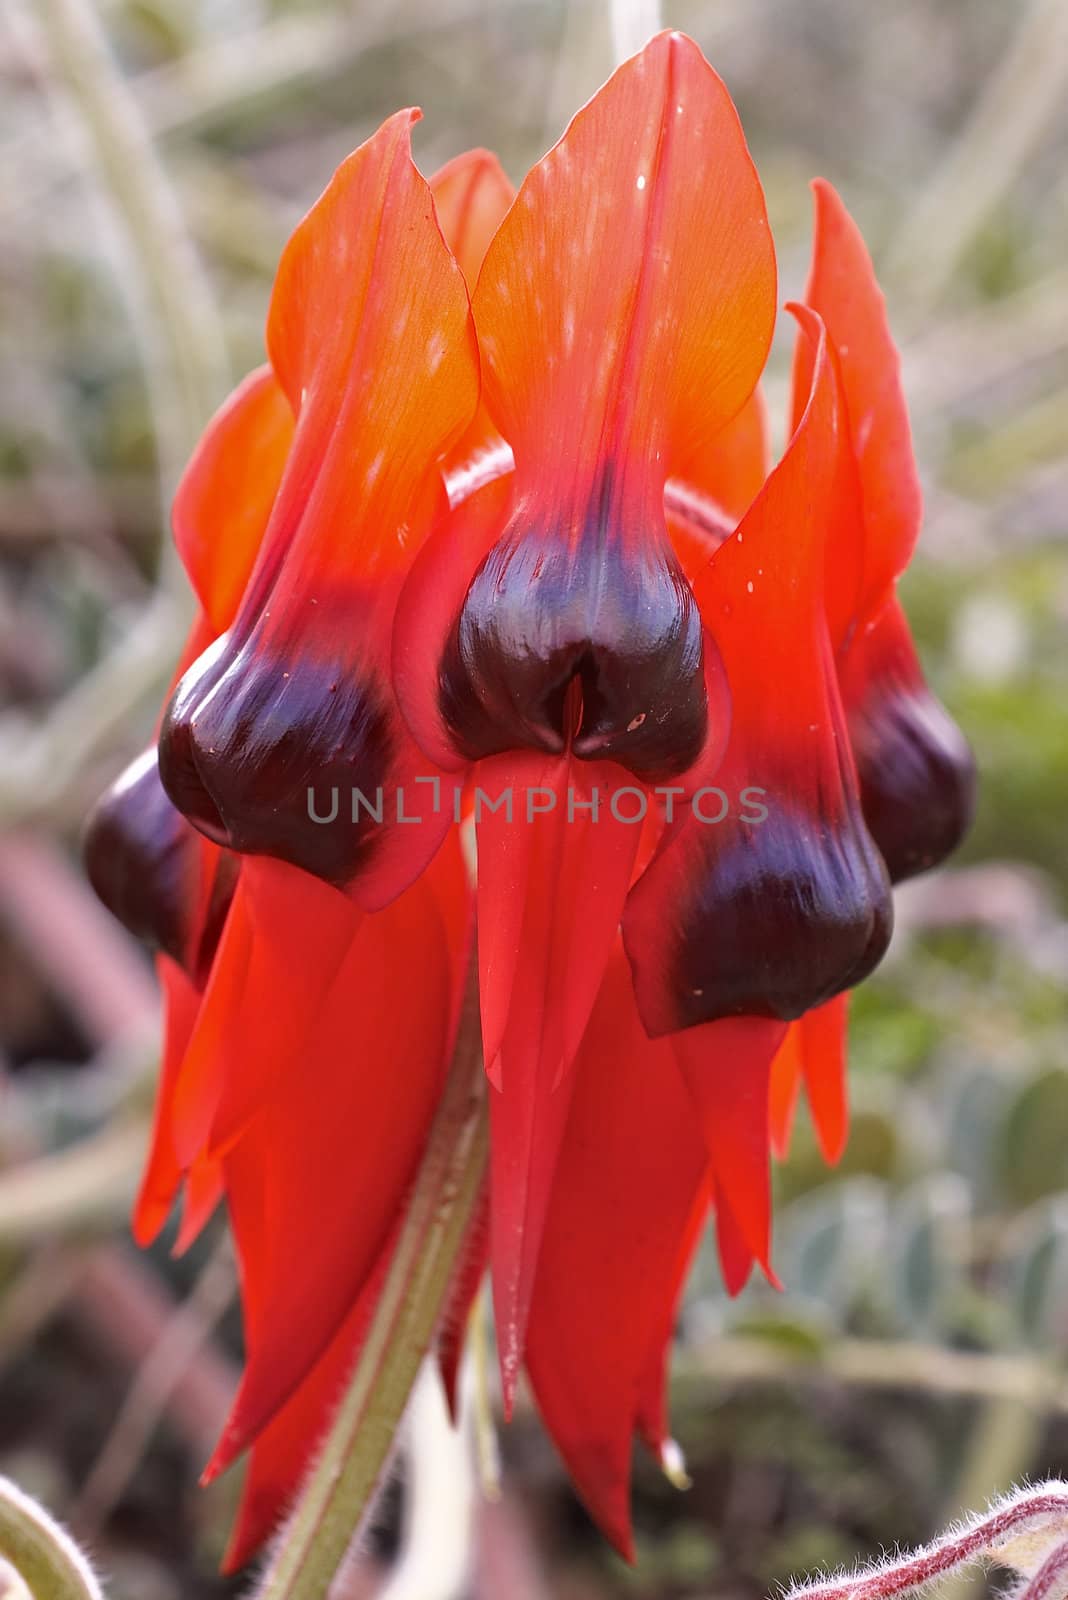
[85,31,974,1570]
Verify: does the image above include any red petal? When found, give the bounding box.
[800,994,849,1164]
[768,1022,804,1160]
[635,1180,711,1459]
[478,753,641,1409]
[207,842,463,1473]
[768,998,850,1168]
[169,879,254,1168]
[713,1178,759,1296]
[172,366,294,635]
[795,179,921,614]
[131,955,201,1246]
[221,1225,396,1571]
[174,1156,223,1255]
[160,110,478,907]
[474,32,774,508]
[393,473,514,772]
[430,148,515,473]
[624,306,892,1037]
[675,383,769,524]
[671,1017,783,1278]
[402,33,770,785]
[170,859,360,1163]
[524,949,707,1558]
[209,858,359,1151]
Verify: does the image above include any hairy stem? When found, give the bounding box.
[0,1477,104,1600]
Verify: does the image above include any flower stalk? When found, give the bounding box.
[253,963,488,1600]
[0,1476,104,1600]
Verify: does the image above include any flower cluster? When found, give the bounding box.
[86,32,974,1569]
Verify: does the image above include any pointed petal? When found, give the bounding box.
[474,31,775,499]
[174,1156,223,1255]
[624,307,892,1037]
[671,1017,783,1277]
[795,186,974,881]
[524,950,707,1558]
[172,366,294,635]
[480,754,641,1408]
[159,110,479,907]
[206,857,361,1153]
[207,843,463,1473]
[169,873,254,1167]
[399,29,767,787]
[131,955,201,1246]
[768,1023,804,1160]
[408,33,771,783]
[635,1180,711,1460]
[800,995,850,1164]
[168,858,360,1164]
[795,179,921,611]
[712,1179,759,1296]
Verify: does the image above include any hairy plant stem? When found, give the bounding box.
[0,1476,104,1599]
[253,965,488,1600]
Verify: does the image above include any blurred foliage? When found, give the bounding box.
[1,0,1067,1597]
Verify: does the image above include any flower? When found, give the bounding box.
[85,31,975,1571]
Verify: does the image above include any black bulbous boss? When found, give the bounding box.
[849,682,976,884]
[669,796,894,1029]
[84,748,236,981]
[158,610,393,889]
[438,507,710,780]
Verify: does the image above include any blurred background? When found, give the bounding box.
[1,0,1067,1595]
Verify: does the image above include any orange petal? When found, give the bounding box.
[431,148,515,472]
[675,382,770,524]
[769,1022,804,1160]
[624,307,892,1037]
[207,844,463,1474]
[524,948,708,1559]
[160,109,479,907]
[415,32,771,786]
[795,179,921,616]
[635,1178,711,1460]
[131,954,201,1246]
[478,753,641,1409]
[172,366,294,635]
[800,994,850,1164]
[670,1017,784,1278]
[474,31,775,509]
[220,1224,397,1570]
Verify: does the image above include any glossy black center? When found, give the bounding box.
[440,525,708,780]
[158,624,393,888]
[849,683,977,884]
[670,803,894,1029]
[84,747,235,980]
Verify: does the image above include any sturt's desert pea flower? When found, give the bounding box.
[85,30,975,1570]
